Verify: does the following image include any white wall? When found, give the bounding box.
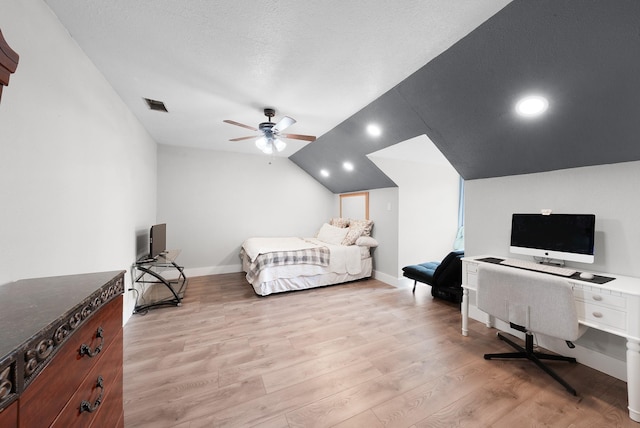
[334,188,400,283]
[465,161,640,378]
[156,144,403,284]
[466,161,640,276]
[369,137,461,282]
[156,145,335,276]
[367,187,399,282]
[0,0,158,323]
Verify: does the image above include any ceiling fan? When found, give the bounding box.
[223,108,316,154]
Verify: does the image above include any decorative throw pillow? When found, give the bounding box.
[355,236,379,247]
[329,217,350,228]
[341,226,364,245]
[317,223,350,245]
[349,219,374,236]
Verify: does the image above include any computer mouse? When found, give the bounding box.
[579,272,594,280]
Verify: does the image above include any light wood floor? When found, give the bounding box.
[123,274,635,427]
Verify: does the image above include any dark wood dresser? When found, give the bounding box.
[0,271,125,427]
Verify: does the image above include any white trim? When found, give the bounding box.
[183,264,242,278]
[373,270,401,287]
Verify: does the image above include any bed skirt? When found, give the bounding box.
[246,257,372,296]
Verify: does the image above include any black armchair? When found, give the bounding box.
[402,250,464,302]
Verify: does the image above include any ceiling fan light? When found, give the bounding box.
[274,138,286,152]
[256,136,268,152]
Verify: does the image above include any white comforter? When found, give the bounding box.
[242,237,319,262]
[306,238,362,275]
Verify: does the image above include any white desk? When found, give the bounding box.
[461,256,640,423]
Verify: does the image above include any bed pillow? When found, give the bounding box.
[355,236,379,247]
[349,219,374,236]
[329,217,350,228]
[341,226,364,245]
[317,223,350,245]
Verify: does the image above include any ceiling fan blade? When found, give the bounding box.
[229,135,257,142]
[273,116,296,133]
[281,133,317,142]
[223,119,258,131]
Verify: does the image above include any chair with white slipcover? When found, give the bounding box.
[477,262,584,395]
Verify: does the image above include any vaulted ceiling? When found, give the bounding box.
[44,1,640,194]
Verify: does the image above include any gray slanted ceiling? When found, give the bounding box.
[291,0,640,194]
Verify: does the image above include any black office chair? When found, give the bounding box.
[402,250,464,302]
[477,263,585,395]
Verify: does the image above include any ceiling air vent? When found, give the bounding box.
[144,97,168,112]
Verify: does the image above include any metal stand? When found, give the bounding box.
[132,250,187,313]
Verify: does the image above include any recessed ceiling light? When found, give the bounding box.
[366,123,382,137]
[515,95,548,118]
[320,169,330,178]
[343,161,354,172]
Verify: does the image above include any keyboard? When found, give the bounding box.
[499,258,577,277]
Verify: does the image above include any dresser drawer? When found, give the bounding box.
[577,302,627,331]
[19,296,122,427]
[51,329,123,428]
[89,366,124,428]
[0,400,17,428]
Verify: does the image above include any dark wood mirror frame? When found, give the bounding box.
[0,29,19,104]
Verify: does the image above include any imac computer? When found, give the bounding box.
[509,213,595,264]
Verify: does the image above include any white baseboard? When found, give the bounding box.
[183,264,242,278]
[142,264,242,282]
[373,270,402,287]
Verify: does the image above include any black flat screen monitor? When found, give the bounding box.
[149,223,166,258]
[510,214,595,263]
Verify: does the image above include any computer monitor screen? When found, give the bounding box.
[510,214,595,263]
[149,223,166,258]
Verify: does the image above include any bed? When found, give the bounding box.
[240,219,377,296]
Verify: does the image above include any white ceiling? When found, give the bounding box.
[44,0,511,158]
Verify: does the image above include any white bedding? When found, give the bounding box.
[306,238,362,275]
[241,236,372,296]
[242,237,320,261]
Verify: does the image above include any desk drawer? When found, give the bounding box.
[578,302,626,331]
[574,288,626,309]
[465,274,478,288]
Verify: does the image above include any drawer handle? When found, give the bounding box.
[592,312,603,318]
[80,375,104,413]
[592,295,603,301]
[79,327,104,358]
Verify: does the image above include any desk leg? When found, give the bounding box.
[461,288,469,336]
[628,339,640,422]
